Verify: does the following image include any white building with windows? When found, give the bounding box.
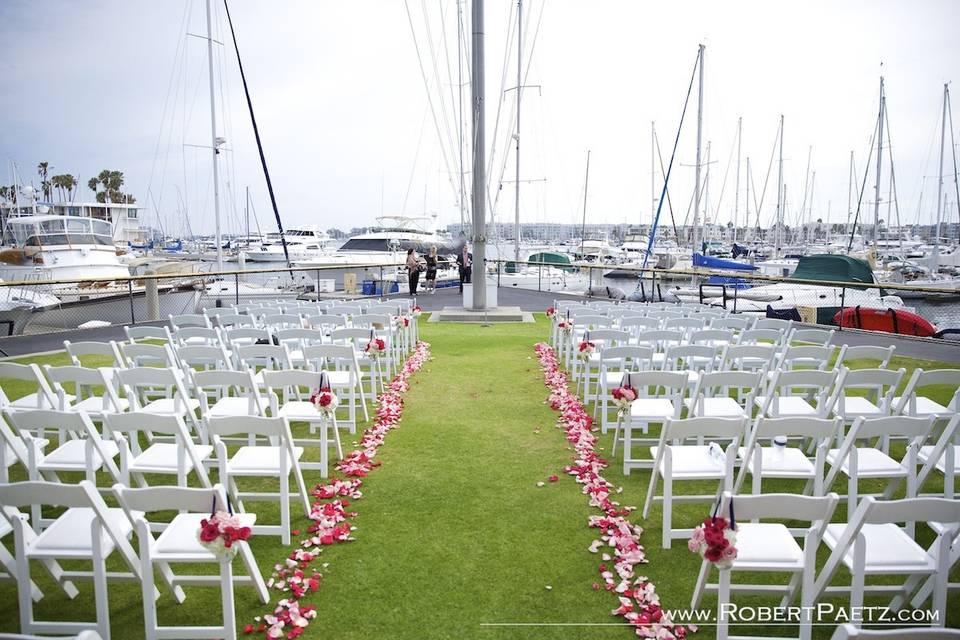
[0,200,145,246]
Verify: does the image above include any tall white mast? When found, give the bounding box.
[775,114,784,258]
[691,44,704,252]
[513,0,522,265]
[934,82,947,273]
[470,0,487,310]
[733,117,741,245]
[650,121,656,228]
[847,150,854,240]
[205,0,223,272]
[457,0,467,229]
[873,76,885,256]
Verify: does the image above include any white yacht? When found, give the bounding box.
[0,214,201,332]
[293,216,459,289]
[246,226,335,262]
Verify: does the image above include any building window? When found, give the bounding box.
[127,209,138,219]
[68,206,81,216]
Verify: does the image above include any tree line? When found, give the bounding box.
[0,163,136,205]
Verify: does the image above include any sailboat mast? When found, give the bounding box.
[513,0,522,265]
[205,0,223,272]
[847,150,854,240]
[245,186,250,240]
[692,44,704,252]
[470,0,487,310]
[651,121,655,228]
[745,156,751,242]
[733,117,741,245]
[873,76,885,255]
[579,150,591,259]
[934,82,947,272]
[457,0,466,229]
[775,114,783,258]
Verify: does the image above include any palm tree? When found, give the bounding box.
[37,162,51,200]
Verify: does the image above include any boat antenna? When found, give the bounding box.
[223,0,291,269]
[948,84,960,243]
[579,150,591,260]
[642,44,701,269]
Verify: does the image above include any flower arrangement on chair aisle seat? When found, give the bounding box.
[689,499,738,570]
[578,340,596,360]
[410,305,422,318]
[310,387,338,418]
[545,306,556,317]
[198,508,251,559]
[557,319,572,334]
[394,315,410,329]
[611,384,637,419]
[365,337,386,358]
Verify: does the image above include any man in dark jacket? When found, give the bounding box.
[456,245,472,293]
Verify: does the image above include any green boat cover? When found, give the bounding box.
[522,251,576,273]
[788,254,875,286]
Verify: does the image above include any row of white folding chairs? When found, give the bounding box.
[684,489,959,640]
[0,361,354,476]
[579,338,889,411]
[642,414,960,546]
[607,367,960,475]
[0,479,269,640]
[1,408,311,542]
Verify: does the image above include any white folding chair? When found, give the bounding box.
[222,327,271,348]
[234,343,292,384]
[303,344,369,427]
[3,410,121,517]
[274,328,326,369]
[790,327,835,346]
[735,416,840,497]
[917,415,960,499]
[0,509,45,602]
[660,344,722,389]
[119,342,179,369]
[193,369,267,421]
[754,317,794,334]
[0,480,142,640]
[102,412,211,491]
[684,370,762,419]
[574,329,630,401]
[828,367,906,426]
[595,345,653,431]
[618,370,687,473]
[63,341,124,370]
[262,368,341,474]
[722,343,777,376]
[115,367,202,437]
[124,325,173,345]
[894,369,960,420]
[329,327,384,397]
[43,365,128,420]
[114,483,269,640]
[814,497,960,630]
[690,328,736,348]
[642,416,747,548]
[777,344,836,372]
[825,415,941,517]
[169,313,210,330]
[174,344,234,375]
[755,369,839,419]
[692,491,839,640]
[171,327,221,348]
[206,415,309,545]
[835,344,896,370]
[0,363,62,412]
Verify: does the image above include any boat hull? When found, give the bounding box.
[834,306,936,337]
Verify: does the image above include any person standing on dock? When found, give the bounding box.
[424,245,438,293]
[457,244,472,293]
[406,248,421,296]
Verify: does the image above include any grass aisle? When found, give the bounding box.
[315,318,619,639]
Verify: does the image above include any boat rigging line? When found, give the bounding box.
[222,0,291,269]
[642,44,702,270]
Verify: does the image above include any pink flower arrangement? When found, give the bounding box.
[410,305,422,317]
[578,340,596,360]
[546,306,556,317]
[394,315,410,329]
[611,385,638,417]
[309,388,338,417]
[198,511,251,558]
[557,319,572,333]
[688,516,738,570]
[245,341,431,638]
[365,337,386,358]
[534,342,690,638]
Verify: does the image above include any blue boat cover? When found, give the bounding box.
[692,253,757,271]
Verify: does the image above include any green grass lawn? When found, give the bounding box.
[0,318,957,639]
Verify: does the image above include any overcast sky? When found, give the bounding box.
[2,0,959,238]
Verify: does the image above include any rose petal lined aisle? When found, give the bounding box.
[534,342,693,639]
[244,341,431,638]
